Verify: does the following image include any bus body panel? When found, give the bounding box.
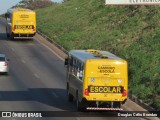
[67,73,83,101]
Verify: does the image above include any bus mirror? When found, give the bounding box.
[5,13,8,18]
[64,58,68,65]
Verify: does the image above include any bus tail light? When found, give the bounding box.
[32,26,36,31]
[84,88,89,96]
[4,62,8,66]
[122,89,127,97]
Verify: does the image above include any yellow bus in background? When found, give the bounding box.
[65,49,128,111]
[5,8,36,39]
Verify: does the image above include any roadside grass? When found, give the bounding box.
[36,0,160,110]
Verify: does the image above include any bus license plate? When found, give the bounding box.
[15,25,33,30]
[88,86,123,93]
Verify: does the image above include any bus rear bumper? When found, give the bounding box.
[12,32,36,39]
[14,37,34,39]
[80,98,127,110]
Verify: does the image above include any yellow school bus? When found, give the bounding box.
[5,8,36,39]
[65,49,128,111]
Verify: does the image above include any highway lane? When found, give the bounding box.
[0,18,143,120]
[0,19,71,111]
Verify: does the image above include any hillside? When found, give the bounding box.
[36,0,160,110]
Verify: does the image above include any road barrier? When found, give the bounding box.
[37,31,68,55]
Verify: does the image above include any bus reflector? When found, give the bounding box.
[122,89,127,97]
[84,88,89,96]
[13,26,16,31]
[4,62,8,66]
[33,26,36,31]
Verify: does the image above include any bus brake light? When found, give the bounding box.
[84,88,89,96]
[122,89,127,97]
[32,26,36,31]
[4,62,8,66]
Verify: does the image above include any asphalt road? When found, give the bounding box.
[0,18,143,120]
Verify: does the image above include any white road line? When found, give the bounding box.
[11,48,15,52]
[36,40,64,61]
[76,118,81,120]
[21,60,26,64]
[34,73,40,79]
[51,92,59,98]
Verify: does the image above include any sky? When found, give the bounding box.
[0,0,63,15]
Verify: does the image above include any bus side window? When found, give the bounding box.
[6,13,12,24]
[69,57,73,73]
[76,61,81,78]
[76,61,84,80]
[79,64,84,80]
[70,57,73,66]
[10,14,12,24]
[73,59,78,75]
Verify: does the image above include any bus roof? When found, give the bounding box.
[69,50,123,62]
[7,8,34,14]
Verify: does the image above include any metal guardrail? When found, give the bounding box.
[129,92,156,111]
[37,30,157,112]
[37,30,68,55]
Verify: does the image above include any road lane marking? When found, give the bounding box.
[51,92,59,98]
[36,40,64,61]
[11,48,15,51]
[34,73,40,79]
[21,60,26,64]
[76,118,81,120]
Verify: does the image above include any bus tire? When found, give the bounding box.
[6,33,10,39]
[67,89,73,102]
[6,27,10,39]
[113,102,121,108]
[9,35,14,40]
[76,94,83,111]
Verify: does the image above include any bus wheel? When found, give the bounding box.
[76,95,83,111]
[67,89,73,102]
[6,33,10,39]
[9,35,14,40]
[113,102,121,108]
